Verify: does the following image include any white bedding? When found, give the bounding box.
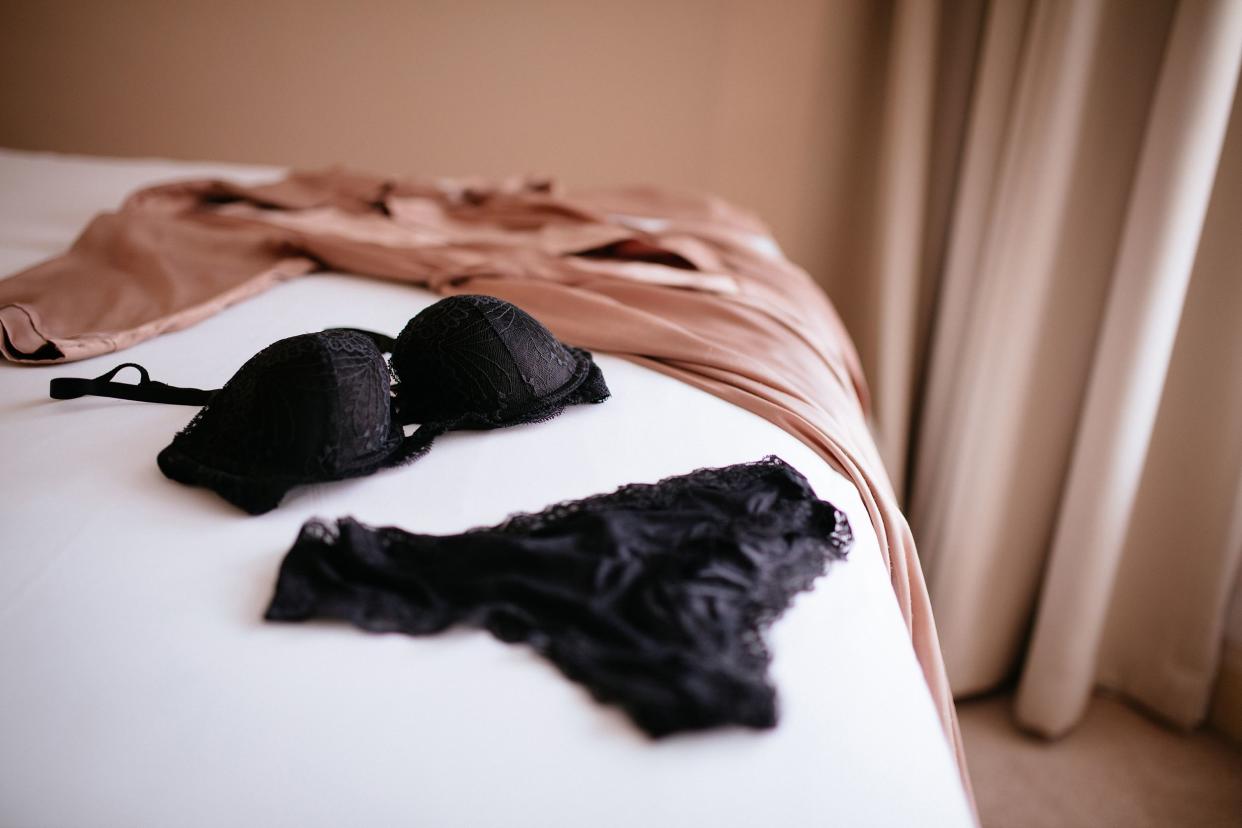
[0,149,973,827]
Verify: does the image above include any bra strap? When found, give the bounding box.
[50,363,214,406]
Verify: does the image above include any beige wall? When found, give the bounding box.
[0,0,889,285]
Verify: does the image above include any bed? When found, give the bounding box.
[0,148,974,827]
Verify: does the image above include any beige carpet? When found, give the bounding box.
[958,694,1242,827]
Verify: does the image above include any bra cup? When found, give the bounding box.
[391,294,598,427]
[158,330,403,514]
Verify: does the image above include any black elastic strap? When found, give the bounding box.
[50,363,214,406]
[325,328,397,354]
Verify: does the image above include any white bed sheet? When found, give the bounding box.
[0,149,972,827]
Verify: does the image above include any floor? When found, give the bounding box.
[957,694,1242,827]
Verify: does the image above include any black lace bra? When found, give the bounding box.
[50,295,610,513]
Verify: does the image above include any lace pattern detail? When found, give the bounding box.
[158,330,406,514]
[154,295,610,514]
[392,294,609,428]
[265,456,852,736]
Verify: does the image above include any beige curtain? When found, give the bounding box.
[828,0,1242,738]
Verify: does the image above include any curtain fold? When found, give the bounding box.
[859,0,938,494]
[837,0,1242,738]
[1014,0,1242,737]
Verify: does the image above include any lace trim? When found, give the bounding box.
[267,456,852,736]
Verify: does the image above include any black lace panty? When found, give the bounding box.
[264,457,852,737]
